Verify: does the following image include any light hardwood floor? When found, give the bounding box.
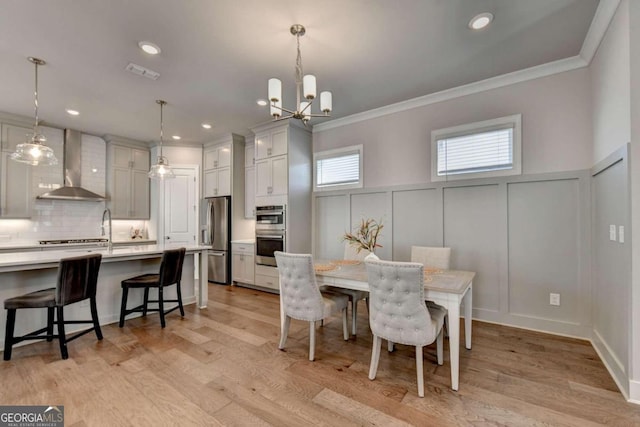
[2,284,640,426]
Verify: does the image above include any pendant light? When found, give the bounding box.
[148,99,175,179]
[10,57,58,166]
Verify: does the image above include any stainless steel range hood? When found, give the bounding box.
[37,129,107,201]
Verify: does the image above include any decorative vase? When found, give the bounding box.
[364,252,380,262]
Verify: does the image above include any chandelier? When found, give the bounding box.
[10,57,58,166]
[148,100,175,179]
[268,24,332,124]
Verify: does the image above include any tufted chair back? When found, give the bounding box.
[275,252,325,322]
[366,259,439,346]
[410,246,451,270]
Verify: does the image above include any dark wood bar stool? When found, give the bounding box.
[3,253,103,361]
[119,247,186,328]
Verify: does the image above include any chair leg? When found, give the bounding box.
[176,282,185,317]
[351,299,358,336]
[388,340,394,352]
[46,307,54,342]
[444,314,449,338]
[309,321,316,361]
[416,346,424,397]
[119,286,129,327]
[369,335,381,380]
[437,329,444,365]
[342,308,349,341]
[3,308,16,361]
[56,306,68,360]
[158,287,166,328]
[278,315,291,350]
[90,297,103,340]
[142,288,150,317]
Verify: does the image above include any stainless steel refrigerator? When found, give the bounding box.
[205,196,231,284]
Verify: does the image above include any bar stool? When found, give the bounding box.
[119,247,186,328]
[3,253,103,361]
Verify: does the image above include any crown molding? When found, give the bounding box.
[313,55,587,133]
[314,0,619,134]
[579,0,621,64]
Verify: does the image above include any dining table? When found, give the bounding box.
[301,260,475,391]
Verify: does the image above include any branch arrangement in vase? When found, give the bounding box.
[343,218,384,254]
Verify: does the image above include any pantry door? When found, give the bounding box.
[163,167,198,245]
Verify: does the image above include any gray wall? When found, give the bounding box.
[313,170,592,338]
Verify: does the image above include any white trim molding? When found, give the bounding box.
[579,0,621,63]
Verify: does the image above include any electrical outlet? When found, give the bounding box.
[619,226,625,243]
[609,225,617,241]
[549,293,560,306]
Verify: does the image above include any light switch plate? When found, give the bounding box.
[609,225,617,241]
[619,225,625,243]
[550,293,560,306]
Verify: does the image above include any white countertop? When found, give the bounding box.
[231,239,255,244]
[0,243,211,272]
[0,239,157,251]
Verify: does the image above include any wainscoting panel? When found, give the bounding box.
[444,184,501,313]
[592,150,630,385]
[507,179,581,323]
[314,195,349,260]
[392,188,441,261]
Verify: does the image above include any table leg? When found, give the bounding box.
[199,251,208,308]
[280,287,285,338]
[447,300,460,391]
[464,282,472,350]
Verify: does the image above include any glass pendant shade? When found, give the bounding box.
[148,156,175,179]
[148,99,175,179]
[320,91,332,113]
[268,78,282,102]
[11,57,58,166]
[270,99,282,118]
[303,75,316,99]
[300,101,310,122]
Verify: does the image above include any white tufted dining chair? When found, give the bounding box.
[275,252,349,361]
[323,243,370,336]
[366,259,445,398]
[410,246,451,270]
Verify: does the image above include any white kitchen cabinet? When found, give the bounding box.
[255,128,287,160]
[0,124,32,218]
[204,143,231,170]
[245,143,255,168]
[204,167,230,197]
[107,143,150,219]
[232,242,254,285]
[255,154,287,197]
[245,166,255,218]
[0,151,31,218]
[254,264,279,292]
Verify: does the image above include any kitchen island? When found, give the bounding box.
[0,244,210,352]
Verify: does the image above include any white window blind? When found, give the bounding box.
[437,127,513,176]
[316,152,360,187]
[314,145,363,191]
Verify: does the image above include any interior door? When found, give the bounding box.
[163,167,197,245]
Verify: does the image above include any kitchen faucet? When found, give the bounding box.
[101,208,112,250]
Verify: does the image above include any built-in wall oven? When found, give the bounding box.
[255,205,285,266]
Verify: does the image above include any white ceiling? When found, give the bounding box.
[0,0,599,145]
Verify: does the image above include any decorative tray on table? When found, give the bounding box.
[330,259,361,266]
[314,263,337,273]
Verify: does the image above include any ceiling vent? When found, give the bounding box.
[125,62,160,80]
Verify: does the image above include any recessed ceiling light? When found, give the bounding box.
[65,109,79,116]
[469,12,493,30]
[201,123,212,129]
[256,99,268,106]
[138,41,161,55]
[172,135,181,140]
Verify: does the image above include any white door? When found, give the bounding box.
[163,167,197,245]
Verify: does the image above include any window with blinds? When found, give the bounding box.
[431,114,521,181]
[314,145,363,191]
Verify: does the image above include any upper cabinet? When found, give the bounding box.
[0,124,32,218]
[106,138,150,219]
[255,127,287,160]
[203,141,232,197]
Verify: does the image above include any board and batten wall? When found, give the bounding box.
[312,66,594,337]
